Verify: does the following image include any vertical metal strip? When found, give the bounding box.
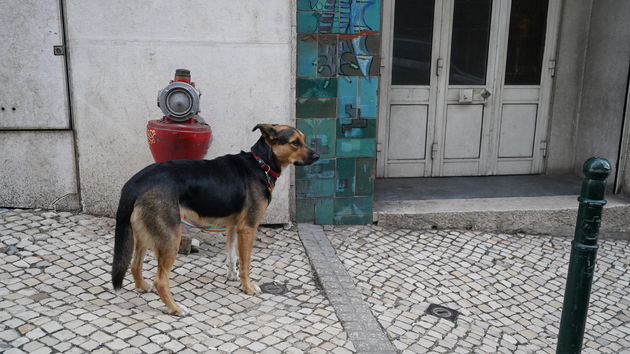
[613,63,630,193]
[58,0,83,209]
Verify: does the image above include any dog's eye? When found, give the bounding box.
[291,141,301,147]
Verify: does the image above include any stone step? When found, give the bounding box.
[373,195,630,239]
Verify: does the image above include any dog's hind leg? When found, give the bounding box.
[135,188,187,315]
[225,227,238,281]
[130,207,152,292]
[153,227,187,316]
[130,242,151,292]
[237,226,261,295]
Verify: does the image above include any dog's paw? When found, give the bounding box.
[135,281,153,293]
[226,268,238,281]
[243,282,261,295]
[167,304,189,317]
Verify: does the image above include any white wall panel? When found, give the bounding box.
[0,0,69,129]
[66,1,293,221]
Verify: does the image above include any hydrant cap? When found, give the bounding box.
[175,69,191,79]
[582,157,611,180]
[157,81,200,122]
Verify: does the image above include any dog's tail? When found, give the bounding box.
[112,186,136,290]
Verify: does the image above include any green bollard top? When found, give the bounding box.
[582,157,611,180]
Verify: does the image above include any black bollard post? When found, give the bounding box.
[556,157,611,353]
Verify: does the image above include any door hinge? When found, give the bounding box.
[436,58,444,77]
[53,45,65,56]
[431,142,439,159]
[540,140,548,158]
[376,142,383,152]
[548,59,556,77]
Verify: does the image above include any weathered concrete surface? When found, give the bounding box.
[546,0,592,174]
[0,132,79,210]
[65,1,294,222]
[574,0,630,179]
[374,195,630,238]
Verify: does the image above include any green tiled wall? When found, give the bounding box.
[295,0,380,225]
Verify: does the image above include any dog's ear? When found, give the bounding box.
[252,124,279,142]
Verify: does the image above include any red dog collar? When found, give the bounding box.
[251,153,281,179]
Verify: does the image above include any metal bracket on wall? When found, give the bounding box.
[431,142,439,160]
[540,140,548,158]
[548,59,556,77]
[436,58,444,77]
[53,45,65,56]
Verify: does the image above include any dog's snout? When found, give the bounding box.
[312,152,320,161]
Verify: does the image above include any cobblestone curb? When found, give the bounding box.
[298,223,396,354]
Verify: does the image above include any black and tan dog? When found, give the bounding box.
[112,124,319,315]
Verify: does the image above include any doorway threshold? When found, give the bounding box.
[373,175,630,239]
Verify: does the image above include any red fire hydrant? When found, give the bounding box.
[147,69,213,162]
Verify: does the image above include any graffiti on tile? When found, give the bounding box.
[298,0,381,77]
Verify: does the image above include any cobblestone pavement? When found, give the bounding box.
[0,209,353,353]
[326,226,630,353]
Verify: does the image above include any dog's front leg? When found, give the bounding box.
[225,227,238,281]
[237,226,260,295]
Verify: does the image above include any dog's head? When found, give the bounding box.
[253,124,319,167]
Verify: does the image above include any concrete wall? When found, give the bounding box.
[65,1,294,222]
[547,0,630,187]
[546,0,592,175]
[0,131,79,210]
[617,76,630,194]
[573,0,630,180]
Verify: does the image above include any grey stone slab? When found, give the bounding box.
[298,223,397,354]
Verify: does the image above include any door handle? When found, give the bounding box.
[481,89,492,99]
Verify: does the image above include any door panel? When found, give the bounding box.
[433,0,498,176]
[442,161,479,176]
[501,87,540,101]
[385,105,428,177]
[388,105,428,160]
[444,104,483,159]
[494,0,552,174]
[380,0,439,177]
[498,104,537,158]
[0,0,69,129]
[496,160,532,175]
[387,163,426,178]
